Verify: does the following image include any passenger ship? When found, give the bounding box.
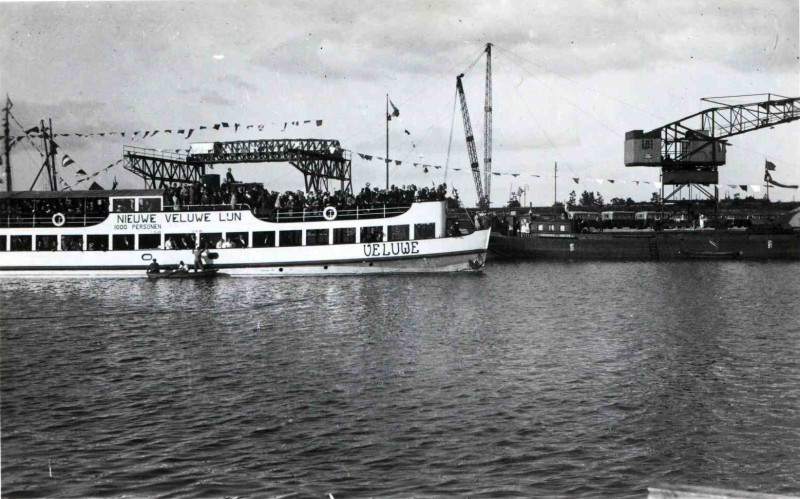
[0,190,490,277]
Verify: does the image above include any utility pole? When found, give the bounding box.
[553,161,558,220]
[3,95,11,192]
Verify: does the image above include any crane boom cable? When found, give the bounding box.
[444,87,458,185]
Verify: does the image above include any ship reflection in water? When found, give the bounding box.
[2,262,799,498]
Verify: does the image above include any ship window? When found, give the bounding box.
[360,226,383,243]
[253,231,276,248]
[10,235,32,251]
[560,225,566,232]
[0,235,6,251]
[226,232,249,248]
[538,224,544,231]
[36,235,58,251]
[279,230,302,247]
[306,229,329,246]
[87,234,109,251]
[333,228,356,244]
[61,235,83,251]
[200,232,222,249]
[139,198,161,212]
[165,233,196,250]
[388,225,409,241]
[642,139,653,150]
[113,234,134,251]
[138,234,161,250]
[414,223,435,240]
[112,199,135,213]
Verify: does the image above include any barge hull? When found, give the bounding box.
[490,231,800,261]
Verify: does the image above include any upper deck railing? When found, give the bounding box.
[0,203,417,228]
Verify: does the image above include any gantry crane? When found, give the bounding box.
[625,94,800,203]
[456,43,493,209]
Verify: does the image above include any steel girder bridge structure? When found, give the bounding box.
[625,94,800,204]
[123,139,353,195]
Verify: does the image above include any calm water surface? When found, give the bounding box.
[2,262,800,498]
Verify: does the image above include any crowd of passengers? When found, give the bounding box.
[1,178,453,225]
[0,198,109,222]
[163,176,451,214]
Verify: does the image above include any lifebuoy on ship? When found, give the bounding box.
[323,206,338,221]
[52,213,66,227]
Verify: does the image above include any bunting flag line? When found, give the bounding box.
[764,171,798,189]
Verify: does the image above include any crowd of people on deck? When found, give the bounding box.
[1,168,454,225]
[0,197,109,225]
[162,175,453,215]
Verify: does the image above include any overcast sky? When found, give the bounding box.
[1,0,798,204]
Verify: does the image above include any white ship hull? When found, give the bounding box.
[0,199,489,277]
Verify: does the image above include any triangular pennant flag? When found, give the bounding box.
[213,124,221,130]
[49,140,59,153]
[608,179,615,183]
[492,172,501,176]
[258,125,264,131]
[364,155,373,160]
[88,181,104,190]
[142,131,151,139]
[316,120,323,126]
[76,169,87,175]
[303,120,311,124]
[185,129,195,139]
[200,126,207,130]
[389,99,400,119]
[739,185,748,191]
[150,131,159,137]
[434,165,441,169]
[395,160,402,165]
[282,122,287,131]
[177,129,185,134]
[121,132,126,137]
[573,178,579,184]
[221,122,229,128]
[247,125,253,129]
[765,160,777,171]
[24,126,40,134]
[404,129,411,135]
[61,155,75,168]
[511,173,519,177]
[453,168,461,171]
[112,176,118,190]
[358,153,366,160]
[633,181,640,185]
[234,123,240,132]
[98,133,105,137]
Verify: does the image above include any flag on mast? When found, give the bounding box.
[765,160,777,171]
[387,100,400,121]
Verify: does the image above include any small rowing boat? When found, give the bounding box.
[678,249,742,259]
[147,269,220,280]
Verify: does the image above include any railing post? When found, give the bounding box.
[383,204,386,217]
[356,206,359,220]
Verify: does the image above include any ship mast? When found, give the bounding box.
[3,95,11,192]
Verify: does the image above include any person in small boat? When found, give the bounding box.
[177,261,188,272]
[193,245,205,272]
[147,259,161,274]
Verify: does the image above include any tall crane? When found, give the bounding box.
[483,43,493,207]
[456,43,493,209]
[456,73,486,208]
[625,94,800,203]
